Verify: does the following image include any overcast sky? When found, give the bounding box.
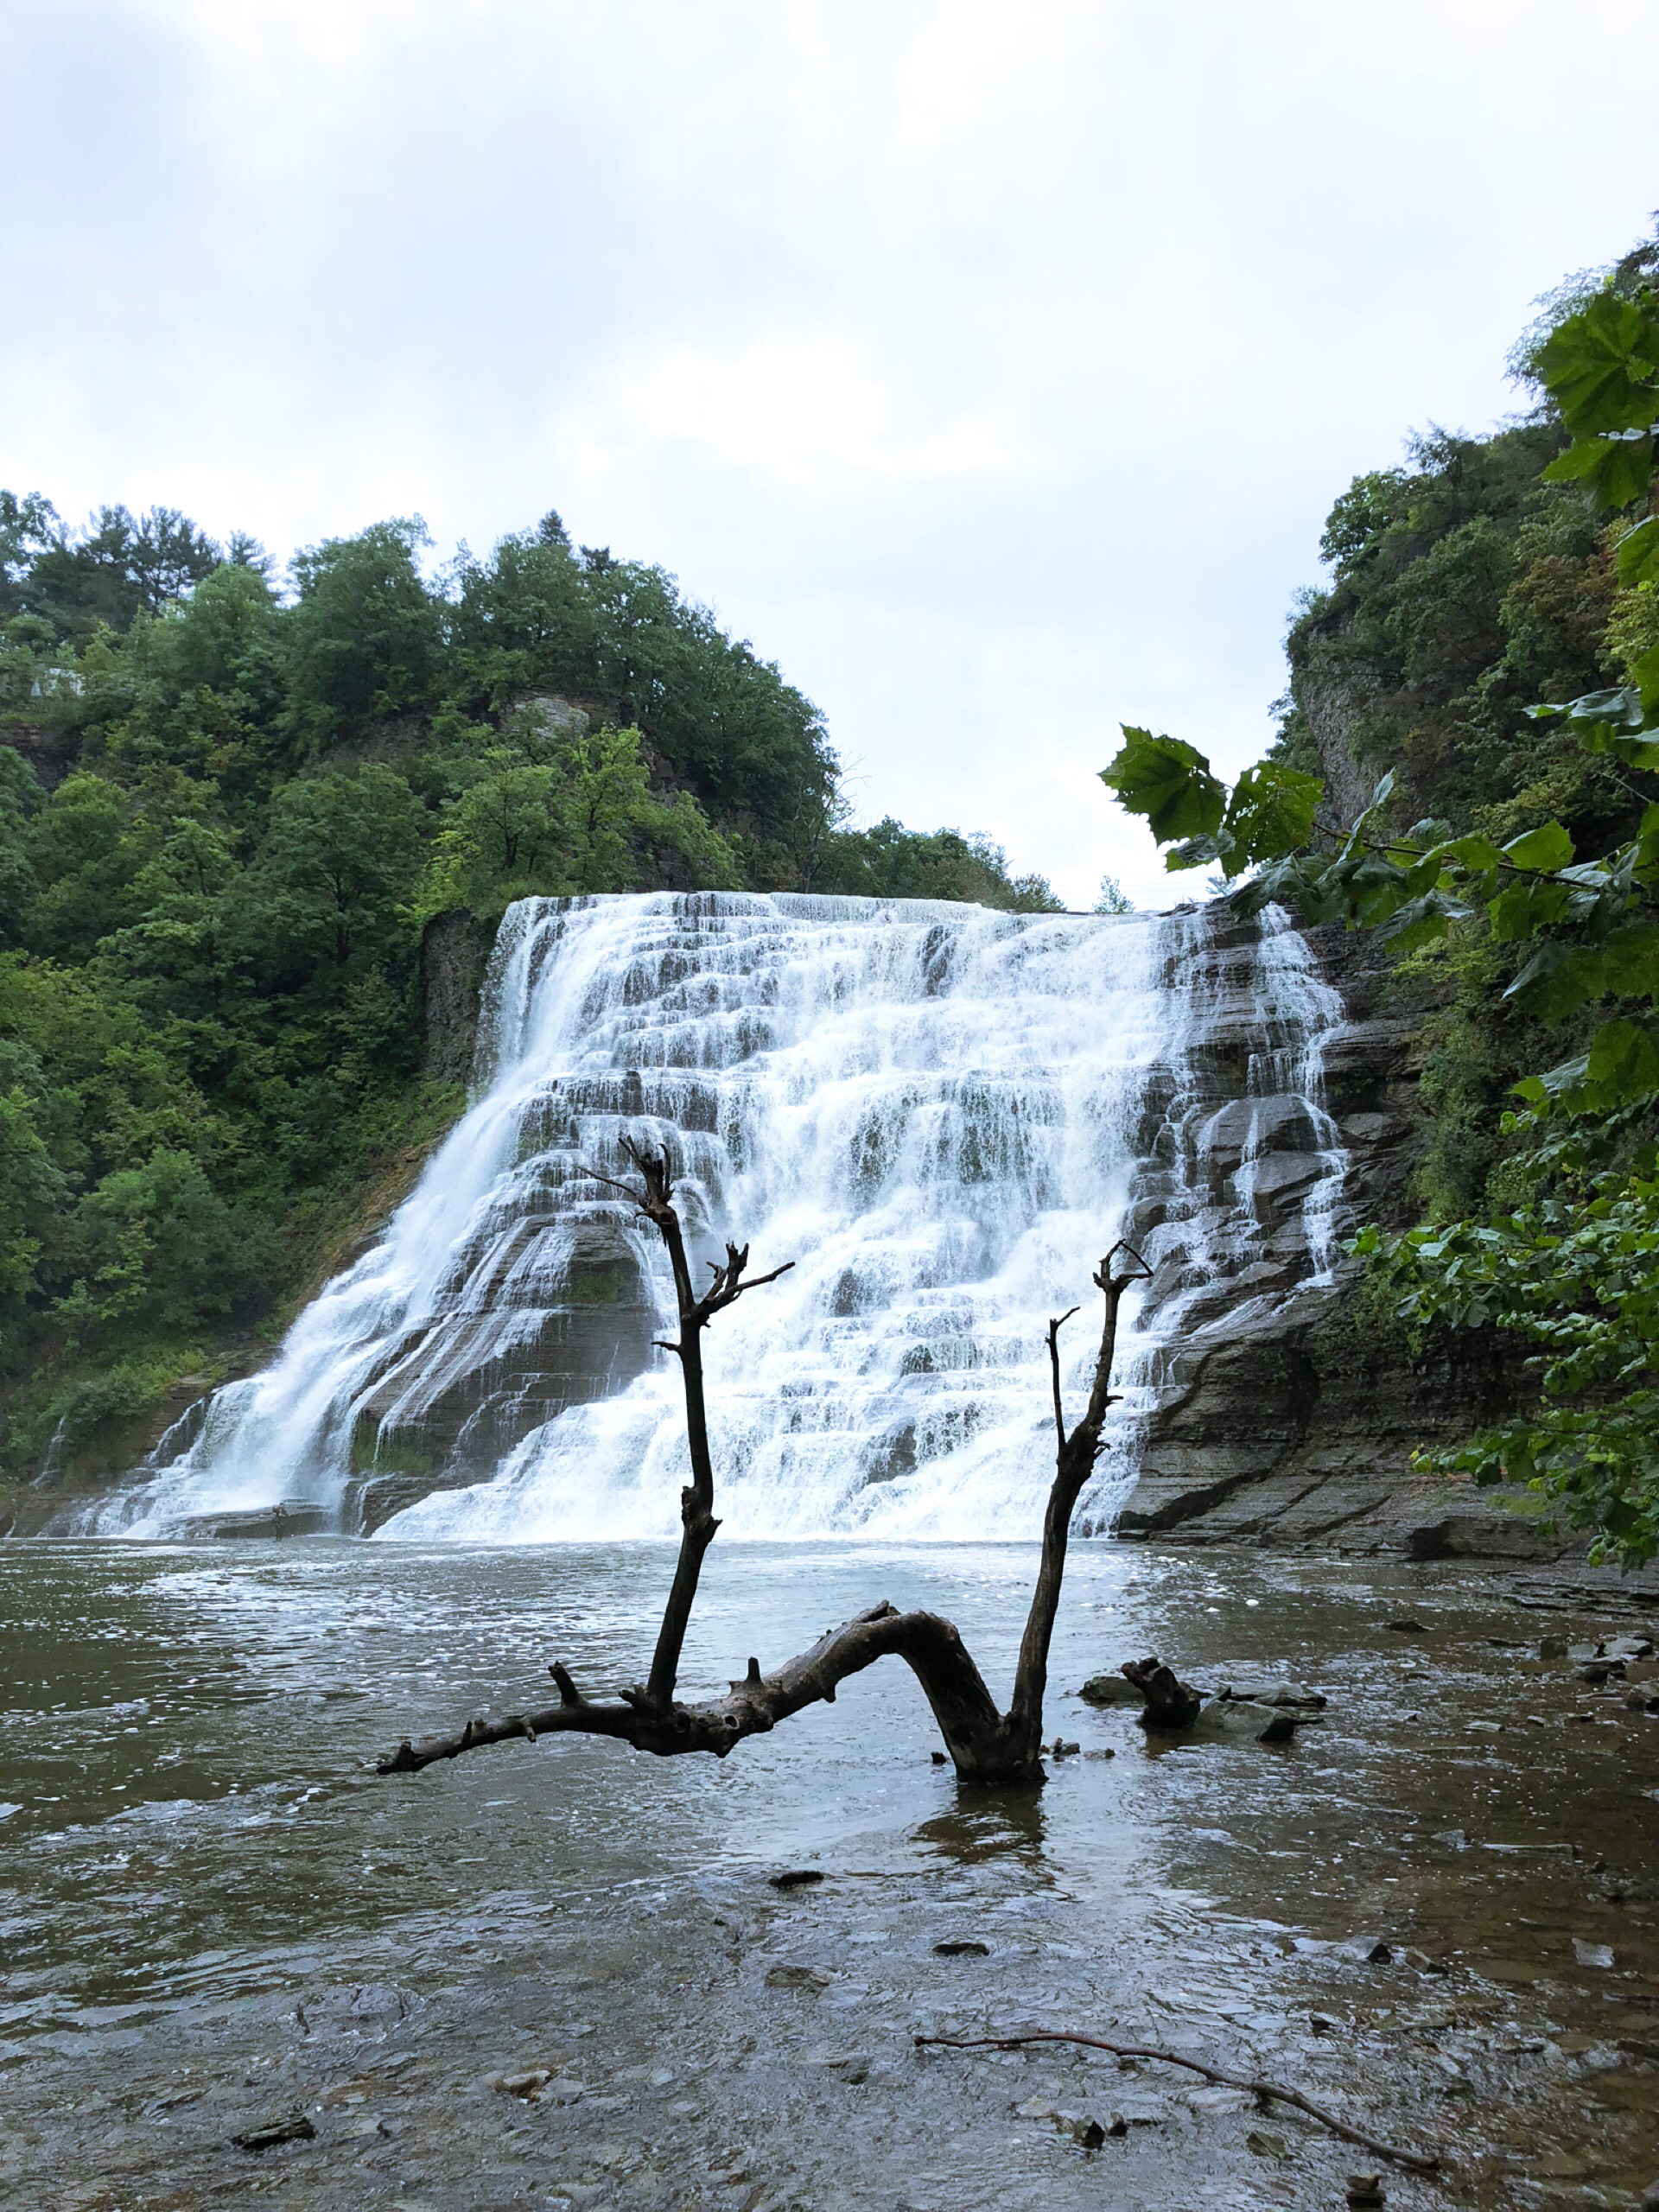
[4,3,1658,906]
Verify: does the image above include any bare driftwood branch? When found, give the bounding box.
[1005,1243,1149,1770]
[1121,1653,1205,1731]
[590,1137,795,1708]
[917,2031,1442,2176]
[378,1141,1147,1788]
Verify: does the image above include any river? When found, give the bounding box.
[3,1535,1656,2210]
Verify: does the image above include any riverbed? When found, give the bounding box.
[2,1539,1655,2211]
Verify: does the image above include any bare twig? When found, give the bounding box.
[1004,1243,1150,1770]
[590,1140,794,1708]
[1046,1307,1079,1446]
[917,2031,1442,2177]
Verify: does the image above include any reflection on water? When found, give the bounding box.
[2,1538,1656,2210]
[912,1796,1051,1870]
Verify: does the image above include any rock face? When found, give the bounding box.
[1300,667,1382,832]
[420,909,493,1087]
[1113,921,1553,1559]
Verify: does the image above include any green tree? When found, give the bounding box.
[57,1148,272,1344]
[814,817,1064,910]
[285,520,441,739]
[18,504,219,639]
[1094,873,1133,914]
[0,1084,68,1358]
[419,716,739,917]
[237,765,425,981]
[447,523,598,708]
[20,772,145,963]
[0,493,60,620]
[0,747,43,943]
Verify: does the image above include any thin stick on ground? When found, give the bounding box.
[916,2031,1442,2177]
[377,1135,1150,1787]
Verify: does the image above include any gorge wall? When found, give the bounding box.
[1116,919,1565,1562]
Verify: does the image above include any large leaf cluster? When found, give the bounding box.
[1352,1130,1659,1566]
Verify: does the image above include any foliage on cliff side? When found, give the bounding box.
[0,502,1058,1472]
[1102,228,1659,1564]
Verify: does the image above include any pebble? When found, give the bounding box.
[495,2069,551,2097]
[1057,2112,1107,2147]
[765,1965,830,1991]
[230,2111,315,2152]
[800,2046,869,2082]
[1110,2097,1169,2126]
[1185,2086,1250,2113]
[1220,1682,1329,1708]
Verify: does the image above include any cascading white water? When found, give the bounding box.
[98,892,1347,1543]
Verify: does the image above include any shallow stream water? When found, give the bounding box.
[2,1539,1656,2212]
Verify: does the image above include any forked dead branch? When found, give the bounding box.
[379,1137,1149,1787]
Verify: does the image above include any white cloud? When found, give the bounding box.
[552,327,1050,498]
[4,0,1659,906]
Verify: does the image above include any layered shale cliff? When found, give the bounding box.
[1116,918,1555,1559]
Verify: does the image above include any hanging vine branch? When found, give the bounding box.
[378,1138,1148,1788]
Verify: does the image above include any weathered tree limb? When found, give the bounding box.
[380,1599,1011,1772]
[917,2031,1442,2176]
[378,1143,1144,1788]
[1002,1245,1150,1774]
[588,1140,793,1708]
[1121,1653,1205,1731]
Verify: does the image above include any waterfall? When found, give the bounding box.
[95,892,1347,1543]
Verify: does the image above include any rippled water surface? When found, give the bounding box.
[3,1539,1656,2211]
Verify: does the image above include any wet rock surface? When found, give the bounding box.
[1114,925,1606,1566]
[3,1539,1656,2210]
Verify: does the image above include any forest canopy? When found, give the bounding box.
[0,499,1062,1474]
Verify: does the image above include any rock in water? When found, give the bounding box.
[1121,1656,1205,1731]
[1078,1673,1144,1707]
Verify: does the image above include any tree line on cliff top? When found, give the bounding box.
[0,505,1064,1471]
